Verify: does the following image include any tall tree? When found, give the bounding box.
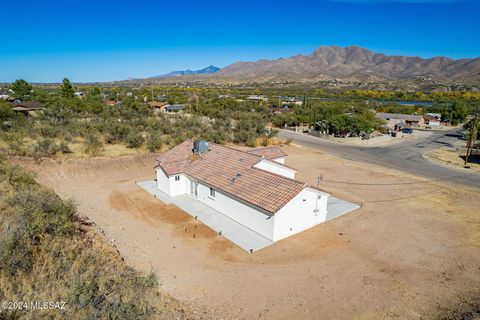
[10,79,32,100]
[450,101,468,125]
[60,78,75,98]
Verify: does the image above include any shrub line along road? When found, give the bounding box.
[278,128,480,189]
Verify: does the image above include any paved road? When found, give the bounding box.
[279,128,480,189]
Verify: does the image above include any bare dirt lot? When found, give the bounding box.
[424,148,480,173]
[12,144,480,320]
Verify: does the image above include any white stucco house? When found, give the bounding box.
[155,140,332,242]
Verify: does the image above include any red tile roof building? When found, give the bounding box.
[156,141,321,214]
[154,140,335,243]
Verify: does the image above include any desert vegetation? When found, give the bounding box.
[0,156,189,319]
[0,81,274,157]
[1,80,479,158]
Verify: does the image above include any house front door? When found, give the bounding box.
[190,181,198,198]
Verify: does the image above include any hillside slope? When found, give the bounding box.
[213,46,480,82]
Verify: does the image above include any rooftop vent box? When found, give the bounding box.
[193,140,209,154]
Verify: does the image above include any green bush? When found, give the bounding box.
[84,134,103,156]
[0,162,187,319]
[126,131,144,149]
[58,141,72,154]
[34,139,60,157]
[146,133,162,152]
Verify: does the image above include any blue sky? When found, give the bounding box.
[1,0,479,83]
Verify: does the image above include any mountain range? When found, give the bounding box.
[143,46,480,85]
[155,65,220,77]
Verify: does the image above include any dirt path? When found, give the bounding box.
[12,147,480,319]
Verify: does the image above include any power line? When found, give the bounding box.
[359,186,446,204]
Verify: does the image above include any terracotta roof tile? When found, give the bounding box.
[156,141,310,214]
[246,146,287,159]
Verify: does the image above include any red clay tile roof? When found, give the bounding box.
[246,146,287,160]
[155,140,309,214]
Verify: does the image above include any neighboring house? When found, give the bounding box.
[148,101,169,113]
[376,112,425,130]
[270,105,293,114]
[278,96,303,106]
[105,99,119,107]
[424,113,442,126]
[246,95,268,102]
[155,140,331,242]
[165,104,184,112]
[0,88,11,100]
[11,101,44,116]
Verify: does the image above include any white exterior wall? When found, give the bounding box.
[156,170,188,196]
[157,168,330,243]
[253,159,296,179]
[193,181,275,240]
[169,174,188,196]
[272,157,286,164]
[156,169,171,195]
[273,188,329,241]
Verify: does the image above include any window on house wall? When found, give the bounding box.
[175,175,180,181]
[209,187,215,198]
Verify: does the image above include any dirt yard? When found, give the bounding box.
[424,147,480,173]
[11,144,480,319]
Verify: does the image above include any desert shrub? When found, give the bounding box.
[146,133,162,152]
[2,133,26,156]
[36,125,62,138]
[84,134,103,156]
[34,139,60,157]
[58,141,72,154]
[126,131,144,149]
[0,101,15,121]
[0,163,187,319]
[105,122,130,144]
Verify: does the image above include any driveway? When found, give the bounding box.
[279,128,480,189]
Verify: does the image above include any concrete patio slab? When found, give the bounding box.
[136,180,172,204]
[136,180,360,252]
[136,180,273,252]
[326,197,360,221]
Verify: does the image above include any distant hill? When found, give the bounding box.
[211,46,480,83]
[125,46,480,87]
[154,65,220,78]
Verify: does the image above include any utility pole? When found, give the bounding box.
[464,105,479,167]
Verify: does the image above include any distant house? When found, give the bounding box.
[0,88,10,100]
[278,96,303,106]
[148,101,169,113]
[376,112,425,130]
[11,101,44,116]
[165,104,184,113]
[155,140,335,242]
[424,113,442,126]
[270,105,293,114]
[105,99,119,107]
[246,95,268,102]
